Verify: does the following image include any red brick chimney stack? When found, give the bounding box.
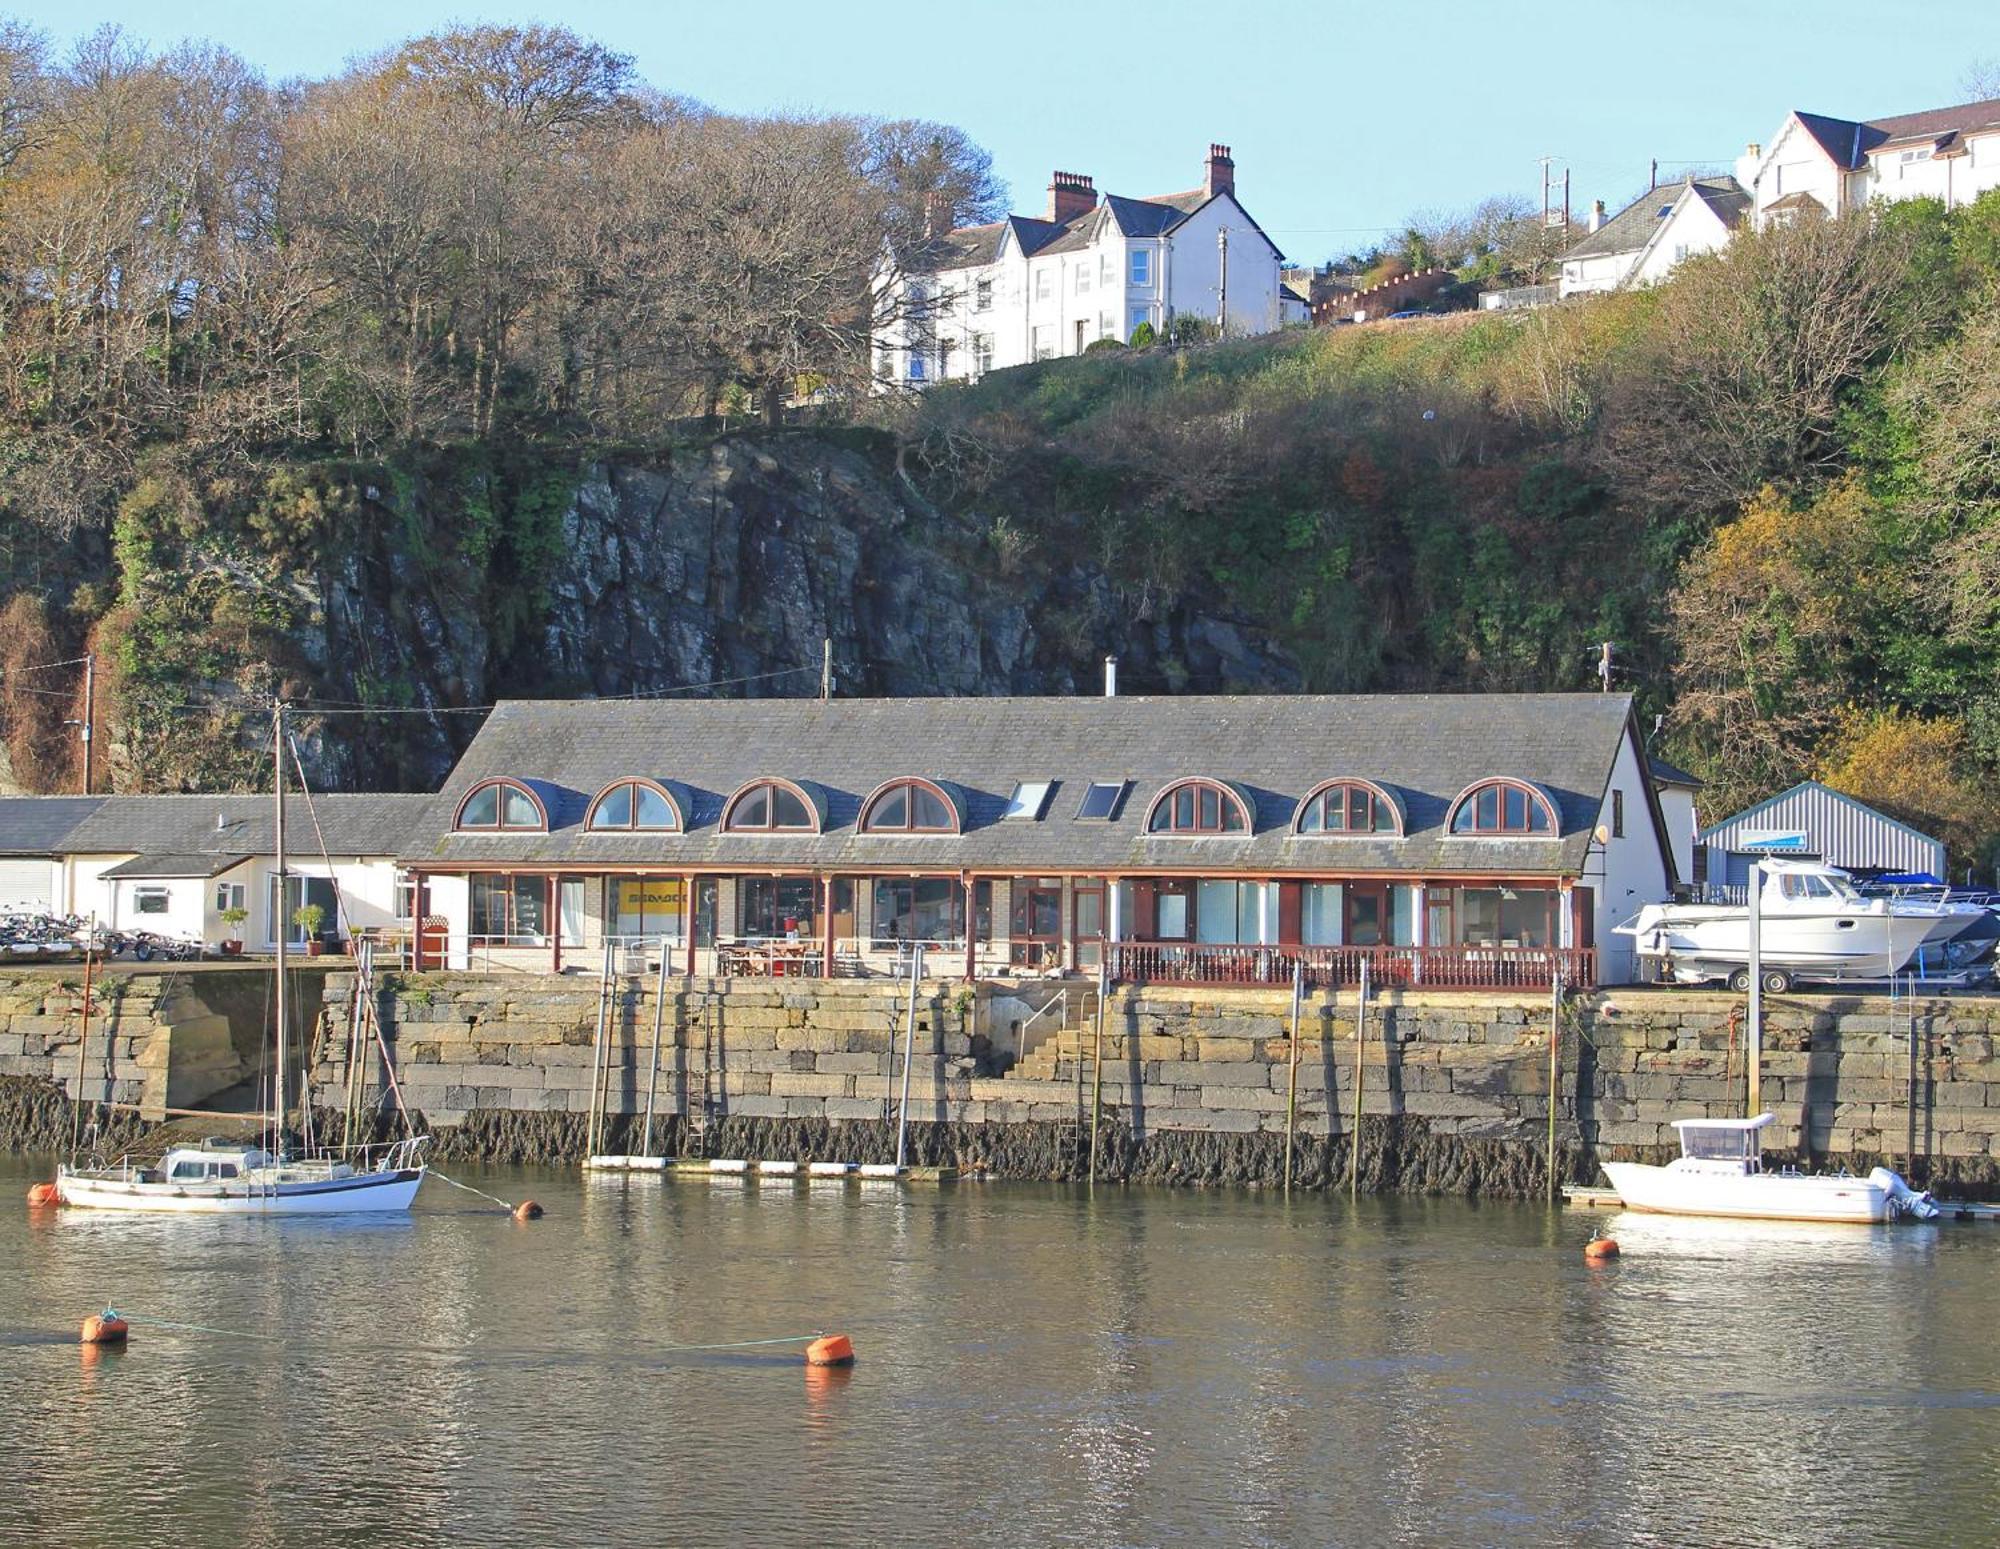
[1046,170,1096,224]
[1205,143,1235,200]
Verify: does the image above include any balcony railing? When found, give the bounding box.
[1106,942,1597,991]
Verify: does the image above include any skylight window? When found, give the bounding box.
[1001,781,1055,821]
[1074,781,1127,821]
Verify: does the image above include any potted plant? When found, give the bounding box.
[220,905,249,956]
[292,903,326,958]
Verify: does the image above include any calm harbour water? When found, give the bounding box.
[3,1158,1998,1548]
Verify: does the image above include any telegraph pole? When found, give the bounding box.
[79,651,94,795]
[1216,226,1229,336]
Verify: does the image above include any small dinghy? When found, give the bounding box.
[1602,1115,1938,1225]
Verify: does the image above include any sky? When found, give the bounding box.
[11,0,2000,262]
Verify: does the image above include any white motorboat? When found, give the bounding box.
[1618,860,1949,989]
[57,1136,427,1215]
[1601,1114,1938,1224]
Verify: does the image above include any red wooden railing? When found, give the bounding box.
[1105,942,1596,991]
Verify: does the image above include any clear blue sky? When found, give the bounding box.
[13,0,1998,262]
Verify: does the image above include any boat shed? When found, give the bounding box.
[1698,780,1945,891]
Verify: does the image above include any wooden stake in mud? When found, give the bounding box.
[1284,957,1302,1191]
[69,918,96,1159]
[1088,960,1106,1185]
[1546,971,1562,1204]
[1349,958,1370,1200]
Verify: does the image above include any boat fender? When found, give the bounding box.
[512,1200,544,1221]
[805,1334,856,1368]
[1583,1236,1620,1263]
[80,1310,129,1345]
[26,1181,58,1208]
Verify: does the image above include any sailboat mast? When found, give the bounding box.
[274,699,287,1154]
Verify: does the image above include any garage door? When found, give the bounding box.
[0,858,54,912]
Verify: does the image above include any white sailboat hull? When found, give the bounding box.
[56,1165,425,1215]
[1601,1160,1889,1224]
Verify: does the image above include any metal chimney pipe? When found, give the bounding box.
[1103,656,1118,698]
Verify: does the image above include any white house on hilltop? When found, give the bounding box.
[1735,97,2000,229]
[1559,176,1750,298]
[876,145,1285,389]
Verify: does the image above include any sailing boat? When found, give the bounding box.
[54,702,428,1215]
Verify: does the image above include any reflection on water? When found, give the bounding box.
[4,1162,1997,1548]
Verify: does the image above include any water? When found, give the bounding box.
[4,1158,1997,1548]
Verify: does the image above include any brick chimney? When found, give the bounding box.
[1204,143,1235,199]
[1045,170,1096,224]
[922,192,949,241]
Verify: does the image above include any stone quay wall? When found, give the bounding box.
[2,964,1993,1196]
[301,972,2000,1195]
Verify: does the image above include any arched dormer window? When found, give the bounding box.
[860,778,960,834]
[455,778,547,832]
[723,779,820,833]
[586,779,683,832]
[1145,778,1250,835]
[1295,780,1403,836]
[1448,778,1557,835]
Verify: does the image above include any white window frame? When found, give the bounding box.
[1034,267,1051,301]
[134,886,171,916]
[1129,248,1151,286]
[973,277,993,313]
[1100,253,1115,286]
[972,333,994,374]
[213,881,246,914]
[1075,265,1091,295]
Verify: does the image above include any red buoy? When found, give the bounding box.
[1583,1236,1620,1263]
[27,1182,59,1208]
[512,1200,543,1221]
[80,1311,129,1345]
[805,1334,855,1368]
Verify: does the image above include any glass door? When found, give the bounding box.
[1071,882,1104,971]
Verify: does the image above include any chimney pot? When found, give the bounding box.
[1103,656,1118,698]
[1204,142,1236,200]
[1588,199,1605,233]
[1746,141,1761,159]
[1045,170,1097,224]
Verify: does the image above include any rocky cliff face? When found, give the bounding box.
[261,434,1298,790]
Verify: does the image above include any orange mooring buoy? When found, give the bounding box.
[80,1310,129,1345]
[805,1334,856,1368]
[512,1200,543,1221]
[1583,1235,1621,1263]
[27,1181,59,1208]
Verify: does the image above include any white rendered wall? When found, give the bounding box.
[1588,729,1674,982]
[1161,195,1281,337]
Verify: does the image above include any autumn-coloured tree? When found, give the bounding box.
[1820,710,2000,875]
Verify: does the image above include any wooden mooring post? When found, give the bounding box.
[1546,971,1562,1204]
[1283,958,1302,1191]
[1348,958,1370,1200]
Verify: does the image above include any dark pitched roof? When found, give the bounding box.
[1793,109,1873,170]
[926,220,1006,271]
[1865,96,2000,148]
[401,693,1643,878]
[1764,190,1828,215]
[1648,756,1703,789]
[100,852,249,880]
[59,794,432,861]
[1104,194,1185,238]
[1688,179,1752,230]
[0,796,107,856]
[1564,177,1742,262]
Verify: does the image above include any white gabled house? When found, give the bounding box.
[876,144,1284,389]
[1735,97,2000,229]
[1559,176,1750,298]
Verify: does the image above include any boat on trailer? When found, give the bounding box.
[1601,1114,1938,1224]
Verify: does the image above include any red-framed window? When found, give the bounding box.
[586,780,682,832]
[860,779,957,834]
[1145,779,1249,835]
[724,780,818,832]
[455,779,546,832]
[1449,779,1557,835]
[1295,780,1401,835]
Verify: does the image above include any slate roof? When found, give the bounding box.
[1786,99,2000,171]
[58,794,432,862]
[1565,177,1742,262]
[0,796,107,856]
[400,694,1644,879]
[1648,756,1702,789]
[100,852,249,880]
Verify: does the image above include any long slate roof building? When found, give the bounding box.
[402,692,1672,987]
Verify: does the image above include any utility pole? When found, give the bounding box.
[1561,167,1571,232]
[1650,157,1659,191]
[79,652,94,795]
[820,637,833,702]
[1597,641,1614,693]
[1216,226,1229,336]
[1538,155,1554,228]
